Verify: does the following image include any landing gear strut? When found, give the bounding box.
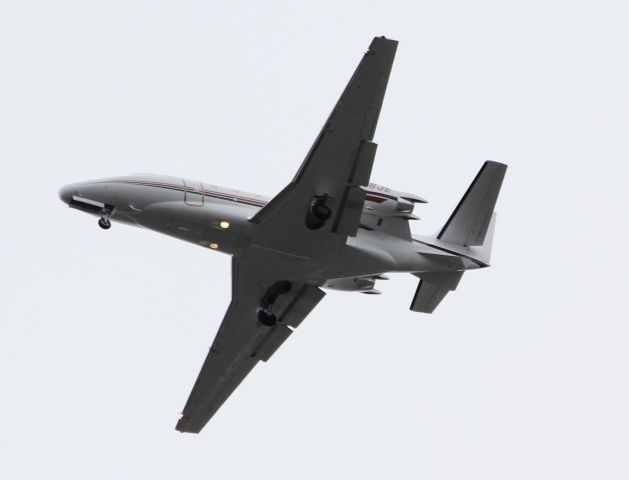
[98,217,111,230]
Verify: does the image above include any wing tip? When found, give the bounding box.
[484,160,508,171]
[372,35,399,43]
[175,413,202,434]
[175,423,201,434]
[369,36,399,51]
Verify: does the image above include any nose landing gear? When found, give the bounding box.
[97,205,115,230]
[98,217,111,230]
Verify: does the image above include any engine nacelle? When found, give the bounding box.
[324,276,376,292]
[363,183,427,218]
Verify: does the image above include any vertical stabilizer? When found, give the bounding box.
[437,161,507,247]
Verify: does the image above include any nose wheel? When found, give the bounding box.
[98,217,111,230]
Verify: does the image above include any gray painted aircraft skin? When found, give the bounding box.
[59,37,507,434]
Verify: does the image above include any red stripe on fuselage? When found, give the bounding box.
[103,180,268,208]
[364,194,387,204]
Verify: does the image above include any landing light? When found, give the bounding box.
[209,243,219,249]
[219,220,230,229]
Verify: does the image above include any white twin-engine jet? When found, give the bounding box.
[59,37,506,433]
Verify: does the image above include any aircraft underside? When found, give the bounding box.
[59,36,506,433]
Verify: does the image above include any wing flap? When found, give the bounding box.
[255,324,293,362]
[255,285,325,361]
[280,284,326,329]
[353,141,377,187]
[333,186,366,236]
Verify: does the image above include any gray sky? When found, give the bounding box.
[1,1,628,479]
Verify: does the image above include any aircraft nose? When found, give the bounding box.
[58,184,74,205]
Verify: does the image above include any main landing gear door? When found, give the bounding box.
[183,179,204,206]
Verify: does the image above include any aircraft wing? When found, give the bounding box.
[176,256,325,433]
[250,37,398,252]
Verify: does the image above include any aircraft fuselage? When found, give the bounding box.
[59,174,469,289]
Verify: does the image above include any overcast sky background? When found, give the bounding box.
[1,1,628,479]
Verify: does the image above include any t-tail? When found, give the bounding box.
[410,161,507,313]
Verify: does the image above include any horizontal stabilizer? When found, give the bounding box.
[438,161,507,246]
[410,271,463,314]
[410,281,449,313]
